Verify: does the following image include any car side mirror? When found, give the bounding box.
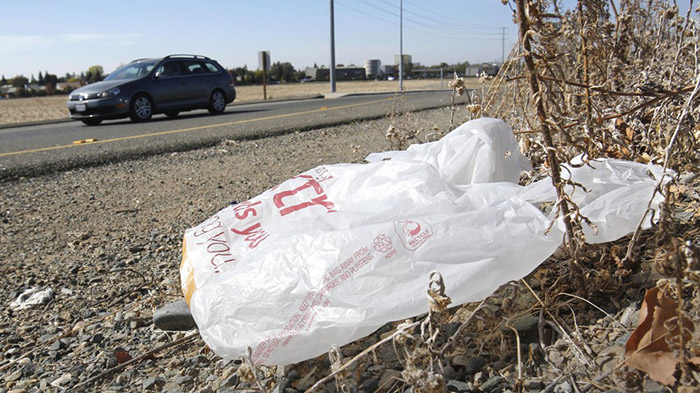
[154,71,162,79]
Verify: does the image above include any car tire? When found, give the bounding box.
[81,118,103,126]
[164,111,179,118]
[208,90,226,114]
[129,94,153,122]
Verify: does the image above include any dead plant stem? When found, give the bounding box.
[515,0,577,247]
[623,74,700,262]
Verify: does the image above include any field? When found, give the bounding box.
[0,79,478,126]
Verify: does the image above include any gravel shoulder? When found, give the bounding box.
[0,106,461,392]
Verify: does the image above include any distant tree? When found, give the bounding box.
[38,71,45,85]
[30,74,37,84]
[43,73,58,94]
[11,75,28,88]
[87,65,104,83]
[270,61,296,82]
[1,75,6,85]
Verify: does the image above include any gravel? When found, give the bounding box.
[0,106,463,392]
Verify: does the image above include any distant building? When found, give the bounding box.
[305,66,366,81]
[464,65,482,77]
[25,84,47,93]
[56,82,83,92]
[336,67,366,80]
[364,59,381,79]
[394,54,412,65]
[305,66,329,81]
[0,85,18,98]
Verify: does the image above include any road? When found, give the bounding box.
[0,90,468,180]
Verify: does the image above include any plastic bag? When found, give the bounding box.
[180,118,663,365]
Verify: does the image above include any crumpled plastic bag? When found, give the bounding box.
[180,118,664,365]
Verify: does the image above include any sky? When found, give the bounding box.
[0,0,693,79]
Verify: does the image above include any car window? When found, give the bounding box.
[181,61,208,75]
[205,62,220,73]
[157,61,183,78]
[105,61,158,81]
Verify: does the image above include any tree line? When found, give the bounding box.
[1,65,105,97]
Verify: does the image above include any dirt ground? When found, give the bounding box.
[0,79,477,126]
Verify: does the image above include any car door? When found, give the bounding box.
[153,61,190,109]
[180,60,210,106]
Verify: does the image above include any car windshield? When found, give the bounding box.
[104,60,159,81]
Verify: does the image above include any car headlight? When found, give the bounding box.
[99,88,120,98]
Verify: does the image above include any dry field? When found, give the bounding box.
[0,78,480,126]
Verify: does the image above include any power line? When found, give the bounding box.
[376,0,502,34]
[402,0,503,31]
[342,0,502,41]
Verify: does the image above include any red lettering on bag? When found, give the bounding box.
[231,222,269,248]
[273,175,336,216]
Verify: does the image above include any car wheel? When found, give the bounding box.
[208,90,226,114]
[81,118,103,126]
[164,111,179,118]
[129,94,153,122]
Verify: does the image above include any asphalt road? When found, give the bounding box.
[0,90,468,180]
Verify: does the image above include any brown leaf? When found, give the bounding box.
[691,357,700,368]
[625,286,695,386]
[113,347,132,364]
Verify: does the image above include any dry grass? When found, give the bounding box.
[0,79,474,126]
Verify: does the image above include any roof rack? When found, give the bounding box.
[164,54,210,60]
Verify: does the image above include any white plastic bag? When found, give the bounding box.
[180,118,662,365]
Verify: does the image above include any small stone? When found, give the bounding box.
[6,336,23,344]
[174,375,194,385]
[341,343,361,357]
[453,356,484,374]
[50,373,72,388]
[5,369,22,382]
[525,379,542,390]
[286,369,300,380]
[446,379,471,392]
[480,376,506,393]
[294,367,318,391]
[153,300,197,331]
[359,377,379,393]
[142,376,166,390]
[501,314,539,336]
[378,369,401,390]
[91,333,104,344]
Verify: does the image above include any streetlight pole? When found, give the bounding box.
[330,0,336,93]
[399,0,403,91]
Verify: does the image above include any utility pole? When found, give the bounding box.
[399,0,404,91]
[330,0,336,93]
[501,27,506,64]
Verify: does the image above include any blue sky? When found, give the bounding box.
[1,1,693,79]
[0,0,520,78]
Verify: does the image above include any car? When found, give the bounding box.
[67,54,236,126]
